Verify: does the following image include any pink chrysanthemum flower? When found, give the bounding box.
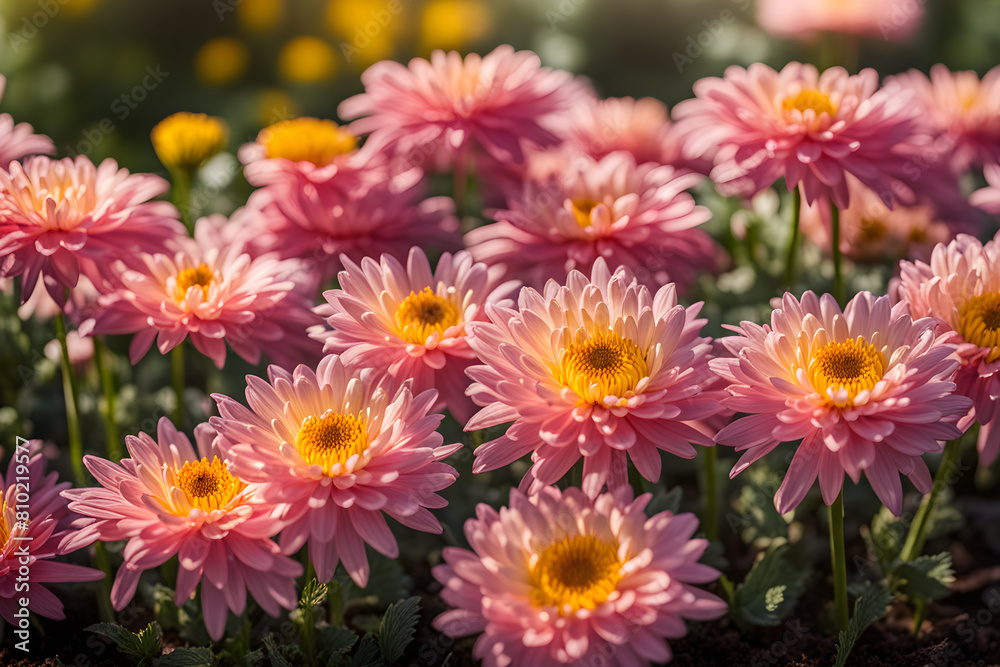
[885,65,1000,173]
[672,63,918,209]
[566,96,687,168]
[0,156,184,307]
[897,233,1000,466]
[211,355,461,585]
[0,75,55,167]
[62,419,302,641]
[756,0,923,41]
[82,216,322,369]
[0,442,103,625]
[433,486,727,666]
[712,291,972,515]
[971,164,1000,215]
[465,258,721,498]
[465,151,716,293]
[313,247,518,424]
[338,45,587,169]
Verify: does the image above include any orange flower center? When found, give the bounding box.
[150,112,228,171]
[557,330,648,404]
[570,198,600,228]
[176,457,243,512]
[175,264,214,300]
[782,89,837,117]
[259,118,356,167]
[394,287,460,345]
[529,535,622,614]
[295,411,369,475]
[958,291,1000,362]
[808,337,885,407]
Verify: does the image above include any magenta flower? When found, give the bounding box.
[433,486,727,666]
[672,63,919,209]
[211,355,461,585]
[62,419,302,641]
[897,233,1000,466]
[465,258,721,498]
[0,442,103,625]
[0,156,184,307]
[465,151,716,293]
[313,247,518,424]
[338,45,588,169]
[82,215,322,369]
[712,291,972,515]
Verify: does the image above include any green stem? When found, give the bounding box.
[829,491,849,634]
[912,598,927,636]
[171,168,194,234]
[831,201,845,306]
[703,445,719,542]
[93,542,116,623]
[93,338,122,461]
[627,458,645,499]
[783,187,802,289]
[55,312,86,486]
[328,579,343,627]
[171,343,185,428]
[900,436,963,562]
[453,158,467,227]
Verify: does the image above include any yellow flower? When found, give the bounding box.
[195,38,250,87]
[278,37,337,83]
[238,0,283,33]
[419,0,492,53]
[151,112,229,171]
[325,0,399,67]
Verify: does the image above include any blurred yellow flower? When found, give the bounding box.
[151,113,229,171]
[63,0,102,15]
[325,0,399,67]
[256,89,299,128]
[238,0,284,33]
[419,0,491,53]
[278,36,338,83]
[195,38,250,86]
[258,118,356,166]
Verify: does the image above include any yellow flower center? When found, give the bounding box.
[808,338,885,407]
[394,287,461,345]
[857,218,888,244]
[958,292,1000,362]
[295,411,369,475]
[570,198,599,228]
[259,118,357,167]
[0,499,9,545]
[175,457,243,512]
[557,330,648,404]
[150,112,229,171]
[529,535,622,613]
[782,89,837,117]
[175,264,214,301]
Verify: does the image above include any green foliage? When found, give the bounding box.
[301,579,330,609]
[732,546,810,626]
[154,647,216,667]
[645,484,684,516]
[263,635,293,667]
[337,554,412,606]
[892,552,956,602]
[344,634,382,667]
[86,622,163,666]
[732,466,789,543]
[377,597,421,666]
[834,582,895,667]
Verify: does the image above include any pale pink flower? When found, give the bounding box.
[211,355,461,585]
[712,291,972,515]
[799,176,961,264]
[885,65,1000,173]
[338,45,588,170]
[756,0,923,41]
[62,419,301,641]
[672,63,919,209]
[567,96,687,168]
[465,258,721,498]
[465,151,717,293]
[313,247,517,424]
[0,75,55,167]
[44,330,95,370]
[0,442,103,625]
[433,485,727,667]
[0,156,184,307]
[81,216,323,370]
[897,233,1000,466]
[972,163,1000,215]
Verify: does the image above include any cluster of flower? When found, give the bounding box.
[2,42,1000,665]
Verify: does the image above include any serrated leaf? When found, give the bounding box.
[263,635,292,667]
[646,485,683,517]
[834,581,895,667]
[136,623,164,659]
[87,622,163,665]
[240,649,264,667]
[319,625,358,655]
[301,578,329,609]
[733,466,789,542]
[732,546,809,626]
[154,646,215,667]
[349,633,383,667]
[893,552,955,602]
[377,597,421,665]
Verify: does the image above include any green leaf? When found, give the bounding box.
[300,578,329,609]
[892,552,955,602]
[338,554,412,606]
[319,625,359,655]
[348,633,383,667]
[239,649,264,667]
[732,466,789,542]
[87,622,163,666]
[262,635,292,667]
[154,647,215,667]
[377,597,421,666]
[732,546,809,626]
[645,485,683,516]
[834,581,895,667]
